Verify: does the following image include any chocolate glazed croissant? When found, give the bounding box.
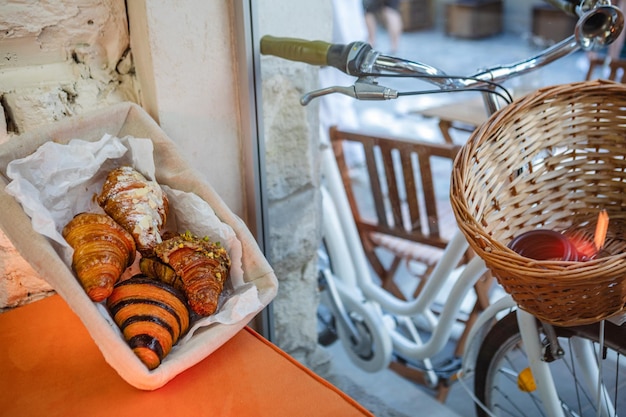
[62,213,136,302]
[97,166,169,256]
[154,232,231,316]
[107,275,190,370]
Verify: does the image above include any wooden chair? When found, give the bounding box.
[585,57,626,82]
[328,126,493,401]
[330,126,460,295]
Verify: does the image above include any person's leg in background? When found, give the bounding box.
[363,0,381,47]
[381,0,403,54]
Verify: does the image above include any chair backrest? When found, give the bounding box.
[329,126,461,249]
[585,57,626,82]
[608,59,626,82]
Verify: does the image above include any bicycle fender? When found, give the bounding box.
[460,294,517,378]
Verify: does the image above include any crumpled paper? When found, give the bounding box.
[5,133,263,342]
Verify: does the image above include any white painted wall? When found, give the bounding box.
[127,1,245,218]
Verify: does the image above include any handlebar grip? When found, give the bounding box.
[260,36,332,66]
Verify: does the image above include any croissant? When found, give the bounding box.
[62,213,136,302]
[107,275,190,370]
[97,166,169,256]
[139,256,183,292]
[154,232,231,316]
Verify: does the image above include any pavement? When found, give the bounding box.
[314,23,595,417]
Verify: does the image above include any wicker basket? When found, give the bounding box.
[451,79,626,326]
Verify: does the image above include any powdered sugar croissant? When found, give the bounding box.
[154,232,231,316]
[97,166,169,256]
[62,212,136,302]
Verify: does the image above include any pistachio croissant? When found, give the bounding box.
[62,212,136,302]
[154,232,231,316]
[107,275,190,370]
[97,166,169,256]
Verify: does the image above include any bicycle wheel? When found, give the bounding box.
[475,311,626,417]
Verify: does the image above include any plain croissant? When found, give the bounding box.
[62,212,136,302]
[97,166,169,256]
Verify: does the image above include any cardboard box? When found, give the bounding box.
[0,102,278,390]
[532,4,577,44]
[400,0,433,32]
[445,0,503,39]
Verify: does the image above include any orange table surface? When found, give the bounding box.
[0,295,373,417]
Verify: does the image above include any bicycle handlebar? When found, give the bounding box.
[259,0,601,67]
[260,0,624,105]
[260,35,454,85]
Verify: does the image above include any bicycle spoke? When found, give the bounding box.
[492,384,540,417]
[613,353,621,417]
[566,340,584,417]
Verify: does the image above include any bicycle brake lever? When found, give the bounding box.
[300,79,398,105]
[300,86,355,105]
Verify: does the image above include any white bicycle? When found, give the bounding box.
[262,1,626,416]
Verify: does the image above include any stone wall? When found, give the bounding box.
[0,0,136,309]
[0,0,137,138]
[258,0,331,368]
[261,58,324,364]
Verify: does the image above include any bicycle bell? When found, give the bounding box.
[574,0,625,50]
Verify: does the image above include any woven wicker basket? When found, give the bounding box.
[451,79,626,326]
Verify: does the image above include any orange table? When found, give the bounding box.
[0,295,373,417]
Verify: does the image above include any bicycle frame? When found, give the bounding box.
[262,1,625,415]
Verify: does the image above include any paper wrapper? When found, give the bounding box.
[0,102,278,390]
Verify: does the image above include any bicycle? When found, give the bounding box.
[261,1,626,416]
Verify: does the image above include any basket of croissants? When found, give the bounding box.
[63,165,232,370]
[0,102,278,390]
